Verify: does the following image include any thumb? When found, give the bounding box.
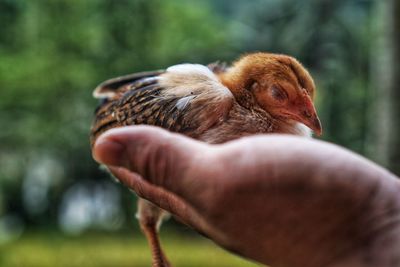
[92,125,209,197]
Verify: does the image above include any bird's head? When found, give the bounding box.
[220,52,322,136]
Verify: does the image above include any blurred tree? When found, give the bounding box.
[391,0,400,176]
[0,0,232,231]
[368,0,400,176]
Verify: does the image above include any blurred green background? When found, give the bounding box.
[1,0,399,266]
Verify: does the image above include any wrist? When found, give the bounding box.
[328,180,400,267]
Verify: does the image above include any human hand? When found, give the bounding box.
[93,126,400,267]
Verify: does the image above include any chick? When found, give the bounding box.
[90,52,322,267]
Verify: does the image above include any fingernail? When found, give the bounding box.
[93,138,126,166]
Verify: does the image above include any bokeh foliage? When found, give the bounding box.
[0,0,398,265]
[0,0,234,232]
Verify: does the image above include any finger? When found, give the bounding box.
[93,126,211,201]
[108,166,209,233]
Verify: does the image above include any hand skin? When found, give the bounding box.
[93,126,400,267]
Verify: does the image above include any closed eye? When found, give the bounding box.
[269,85,288,102]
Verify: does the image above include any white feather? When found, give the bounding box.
[160,63,233,101]
[175,95,196,110]
[295,123,312,137]
[166,64,218,81]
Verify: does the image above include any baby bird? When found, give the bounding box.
[90,52,322,267]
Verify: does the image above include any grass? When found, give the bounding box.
[0,231,260,267]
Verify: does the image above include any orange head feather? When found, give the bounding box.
[219,52,322,135]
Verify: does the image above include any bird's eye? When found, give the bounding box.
[269,85,288,102]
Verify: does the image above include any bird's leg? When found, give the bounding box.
[137,198,171,267]
[140,220,171,267]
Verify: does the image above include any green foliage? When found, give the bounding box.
[0,0,232,226]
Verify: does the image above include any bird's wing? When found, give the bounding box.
[90,64,234,145]
[93,70,165,98]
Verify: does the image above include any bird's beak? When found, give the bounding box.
[302,111,322,136]
[289,92,322,136]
